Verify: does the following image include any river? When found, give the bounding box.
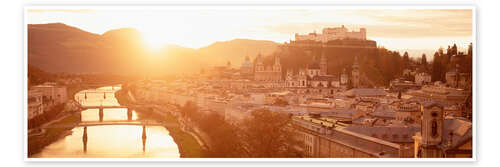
[32,85,180,158]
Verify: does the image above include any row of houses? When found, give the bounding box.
[27,82,68,121]
[292,101,472,158]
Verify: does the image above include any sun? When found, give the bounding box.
[142,30,167,50]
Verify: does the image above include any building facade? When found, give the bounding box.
[415,72,432,85]
[412,101,472,158]
[30,83,68,108]
[28,89,44,120]
[254,53,282,82]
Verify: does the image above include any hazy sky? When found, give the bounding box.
[27,7,473,56]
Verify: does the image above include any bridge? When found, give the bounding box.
[77,105,139,122]
[41,119,175,153]
[81,90,116,93]
[80,91,114,100]
[82,105,130,110]
[42,120,178,129]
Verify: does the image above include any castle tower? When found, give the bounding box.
[352,56,360,88]
[320,48,328,76]
[415,101,445,158]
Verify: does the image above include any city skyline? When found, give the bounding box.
[26,6,474,159]
[27,7,473,56]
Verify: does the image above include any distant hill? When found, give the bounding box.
[197,39,279,67]
[28,23,279,76]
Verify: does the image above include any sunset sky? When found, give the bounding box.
[27,7,473,57]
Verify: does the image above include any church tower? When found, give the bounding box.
[351,56,360,88]
[320,48,327,76]
[341,68,348,85]
[255,53,264,72]
[254,53,265,81]
[415,101,445,158]
[273,54,281,72]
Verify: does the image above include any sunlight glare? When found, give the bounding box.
[142,30,167,50]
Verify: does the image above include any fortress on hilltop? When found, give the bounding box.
[294,25,367,43]
[288,25,376,48]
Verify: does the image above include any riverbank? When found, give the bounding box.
[114,89,205,158]
[27,113,80,157]
[28,84,112,157]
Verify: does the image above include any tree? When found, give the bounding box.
[402,51,410,70]
[432,52,442,82]
[451,43,458,56]
[241,109,302,157]
[421,54,428,71]
[180,101,198,118]
[201,113,245,157]
[468,42,473,56]
[438,47,444,56]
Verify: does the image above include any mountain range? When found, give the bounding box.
[28,23,279,76]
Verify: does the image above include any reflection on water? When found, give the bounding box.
[32,86,180,158]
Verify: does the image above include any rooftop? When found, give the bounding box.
[345,88,387,97]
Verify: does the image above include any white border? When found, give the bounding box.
[23,5,477,162]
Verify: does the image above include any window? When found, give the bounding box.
[432,112,438,117]
[431,120,438,138]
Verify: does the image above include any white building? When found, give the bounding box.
[28,90,44,120]
[295,25,367,43]
[415,72,432,85]
[31,83,68,106]
[286,50,340,90]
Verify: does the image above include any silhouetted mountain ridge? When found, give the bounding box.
[28,23,279,76]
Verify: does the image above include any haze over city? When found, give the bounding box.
[27,8,473,57]
[27,7,474,159]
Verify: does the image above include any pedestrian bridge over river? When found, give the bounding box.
[42,120,178,129]
[81,105,130,110]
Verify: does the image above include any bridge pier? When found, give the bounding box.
[142,125,147,139]
[77,110,82,123]
[142,125,147,152]
[82,126,88,153]
[99,107,104,122]
[127,107,132,121]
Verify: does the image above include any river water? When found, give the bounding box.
[32,85,180,158]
